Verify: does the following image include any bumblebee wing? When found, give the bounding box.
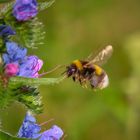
[86,45,113,66]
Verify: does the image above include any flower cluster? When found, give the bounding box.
[18,112,64,140]
[2,41,43,78]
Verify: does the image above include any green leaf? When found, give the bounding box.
[10,76,65,86]
[0,131,28,140]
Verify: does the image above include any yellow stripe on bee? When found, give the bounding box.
[72,60,83,70]
[94,64,102,75]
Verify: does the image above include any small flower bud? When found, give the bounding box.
[4,63,19,77]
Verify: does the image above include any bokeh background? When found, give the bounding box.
[1,0,140,140]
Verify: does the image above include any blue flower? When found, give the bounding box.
[18,55,43,78]
[2,42,27,64]
[18,112,41,139]
[0,25,16,37]
[13,0,38,21]
[40,125,64,140]
[18,113,64,140]
[2,41,43,78]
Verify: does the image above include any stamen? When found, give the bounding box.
[62,134,68,140]
[39,118,55,126]
[39,65,63,77]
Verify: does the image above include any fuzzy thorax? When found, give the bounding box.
[72,60,83,70]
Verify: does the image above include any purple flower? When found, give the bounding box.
[40,125,64,140]
[18,112,41,139]
[4,63,19,77]
[2,41,43,78]
[18,55,43,78]
[18,113,64,140]
[2,42,27,64]
[13,0,38,21]
[0,25,16,37]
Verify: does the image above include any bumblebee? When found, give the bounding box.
[65,45,113,89]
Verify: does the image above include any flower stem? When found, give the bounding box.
[10,76,66,86]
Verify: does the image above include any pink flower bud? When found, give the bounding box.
[5,63,19,77]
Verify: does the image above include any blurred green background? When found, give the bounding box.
[1,0,140,140]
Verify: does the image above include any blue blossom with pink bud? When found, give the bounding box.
[3,41,43,78]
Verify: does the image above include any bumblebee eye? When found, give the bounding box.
[72,69,76,72]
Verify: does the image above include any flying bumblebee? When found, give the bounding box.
[65,45,113,89]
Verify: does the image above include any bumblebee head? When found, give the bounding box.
[66,65,77,77]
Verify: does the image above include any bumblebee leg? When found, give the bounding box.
[79,78,82,85]
[80,78,87,88]
[82,82,88,88]
[90,84,94,89]
[75,73,79,82]
[81,84,88,89]
[72,76,76,81]
[84,81,88,88]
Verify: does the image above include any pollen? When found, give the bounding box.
[73,60,83,70]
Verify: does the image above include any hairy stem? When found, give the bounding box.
[10,76,66,86]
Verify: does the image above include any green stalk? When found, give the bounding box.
[10,76,65,86]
